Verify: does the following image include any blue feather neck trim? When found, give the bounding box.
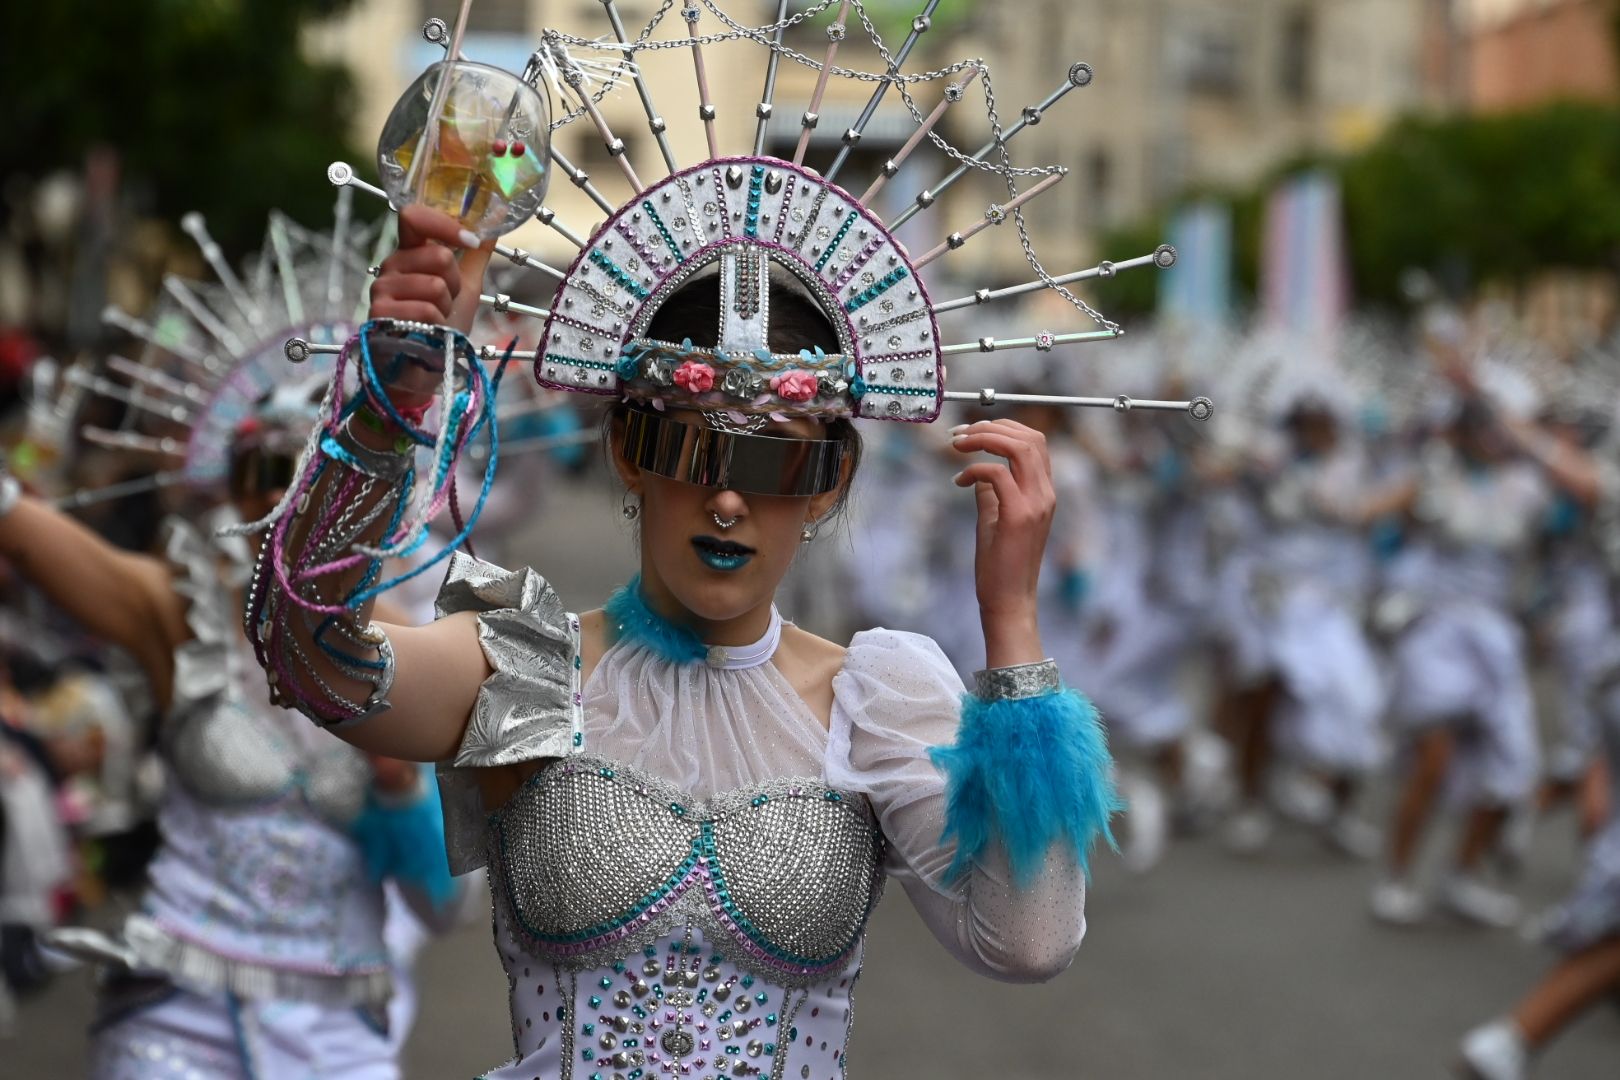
[604,575,710,665]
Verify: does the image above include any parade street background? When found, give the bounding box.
[11,479,1620,1078]
[4,1,1620,1077]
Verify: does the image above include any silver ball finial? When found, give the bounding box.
[285,338,311,364]
[1069,62,1094,87]
[1112,395,1134,413]
[912,14,932,33]
[1188,397,1215,422]
[1154,244,1178,269]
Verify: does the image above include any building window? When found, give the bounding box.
[1181,25,1244,96]
[419,0,529,35]
[1087,148,1113,226]
[1279,7,1314,103]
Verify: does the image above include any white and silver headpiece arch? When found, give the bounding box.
[314,0,1212,428]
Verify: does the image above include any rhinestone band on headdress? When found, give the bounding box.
[304,1,1212,425]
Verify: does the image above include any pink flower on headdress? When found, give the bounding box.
[770,370,820,402]
[672,360,715,394]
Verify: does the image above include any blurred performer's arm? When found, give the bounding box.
[0,488,185,707]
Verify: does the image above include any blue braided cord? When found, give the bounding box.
[355,321,477,445]
[346,338,509,604]
[313,467,416,670]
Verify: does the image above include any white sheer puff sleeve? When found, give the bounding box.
[825,630,1087,984]
[431,553,583,874]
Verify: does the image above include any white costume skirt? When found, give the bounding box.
[1268,582,1386,774]
[1390,603,1539,804]
[1083,600,1196,751]
[89,981,398,1080]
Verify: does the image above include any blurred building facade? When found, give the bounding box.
[1454,0,1620,111]
[974,0,1434,258]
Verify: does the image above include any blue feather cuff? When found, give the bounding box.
[349,765,457,910]
[929,687,1122,888]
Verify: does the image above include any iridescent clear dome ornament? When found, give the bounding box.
[377,61,551,240]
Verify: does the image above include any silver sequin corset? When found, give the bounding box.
[164,700,370,826]
[490,756,884,988]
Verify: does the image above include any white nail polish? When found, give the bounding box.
[949,424,970,435]
[458,228,481,249]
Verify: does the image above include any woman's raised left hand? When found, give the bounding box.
[951,419,1055,668]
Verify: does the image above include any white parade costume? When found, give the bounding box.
[1386,448,1549,805]
[433,557,1088,1080]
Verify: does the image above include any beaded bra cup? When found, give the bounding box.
[489,754,884,989]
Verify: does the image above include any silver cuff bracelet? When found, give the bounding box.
[974,659,1061,701]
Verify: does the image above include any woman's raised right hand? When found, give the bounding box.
[369,205,494,335]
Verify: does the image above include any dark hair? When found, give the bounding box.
[607,271,863,519]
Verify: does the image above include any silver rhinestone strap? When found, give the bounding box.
[973,659,1060,701]
[331,418,413,481]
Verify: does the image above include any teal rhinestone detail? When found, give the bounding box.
[644,947,657,958]
[572,731,583,746]
[588,249,651,300]
[642,200,686,263]
[750,794,769,807]
[787,1026,797,1040]
[744,165,765,238]
[544,353,617,374]
[582,1048,594,1062]
[740,974,754,988]
[726,1044,742,1055]
[670,802,686,817]
[583,1023,596,1036]
[844,266,910,312]
[766,1012,777,1025]
[755,992,768,1004]
[765,1042,777,1055]
[558,1006,567,1021]
[613,961,626,973]
[862,383,932,397]
[824,791,843,802]
[590,994,602,1007]
[814,210,858,273]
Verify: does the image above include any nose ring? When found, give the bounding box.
[712,511,738,530]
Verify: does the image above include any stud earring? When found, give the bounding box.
[622,493,641,521]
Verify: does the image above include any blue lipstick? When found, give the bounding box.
[692,535,754,572]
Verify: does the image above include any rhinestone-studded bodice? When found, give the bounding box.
[490,755,884,989]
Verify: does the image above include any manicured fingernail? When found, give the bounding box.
[457,228,481,249]
[949,423,971,435]
[951,469,967,484]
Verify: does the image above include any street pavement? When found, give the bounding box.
[7,471,1619,1077]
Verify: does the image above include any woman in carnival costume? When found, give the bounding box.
[1369,350,1605,929]
[0,204,457,1078]
[1218,369,1396,859]
[244,4,1210,1075]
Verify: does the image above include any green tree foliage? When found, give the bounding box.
[1,0,364,255]
[1341,103,1620,303]
[1092,101,1620,317]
